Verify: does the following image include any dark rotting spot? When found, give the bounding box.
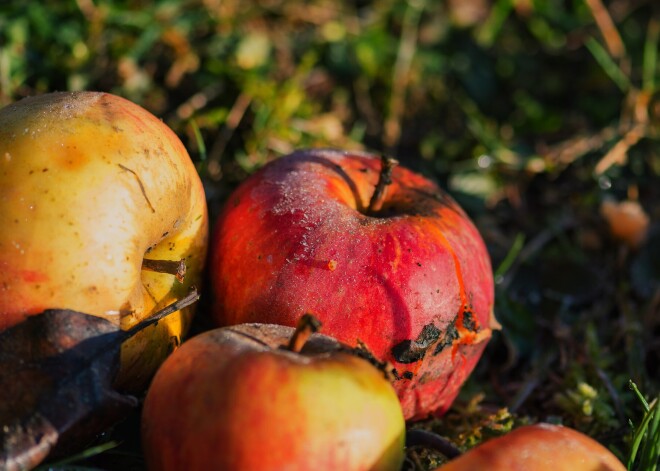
[418,372,431,384]
[433,318,459,355]
[348,340,392,381]
[390,368,401,380]
[391,323,440,364]
[463,309,478,331]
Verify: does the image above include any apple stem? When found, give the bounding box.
[142,258,187,283]
[367,155,399,215]
[287,314,322,353]
[405,429,461,459]
[124,287,200,338]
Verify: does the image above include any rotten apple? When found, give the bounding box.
[210,148,497,420]
[0,91,208,389]
[435,423,626,471]
[141,315,406,471]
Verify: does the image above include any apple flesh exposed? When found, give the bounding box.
[435,423,626,471]
[210,148,496,420]
[141,318,406,471]
[0,92,208,388]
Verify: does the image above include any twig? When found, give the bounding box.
[498,217,576,291]
[175,84,223,120]
[141,258,186,283]
[286,314,322,353]
[368,155,399,214]
[124,287,200,338]
[405,429,461,459]
[595,367,625,423]
[584,0,626,60]
[207,92,252,180]
[117,164,155,213]
[594,124,646,175]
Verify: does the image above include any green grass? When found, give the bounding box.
[628,382,660,471]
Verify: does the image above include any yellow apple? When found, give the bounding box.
[0,91,208,388]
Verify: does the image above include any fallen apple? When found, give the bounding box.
[210,148,497,420]
[0,91,208,389]
[141,315,406,471]
[434,423,626,471]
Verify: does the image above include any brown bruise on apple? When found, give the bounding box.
[211,148,496,420]
[0,92,208,390]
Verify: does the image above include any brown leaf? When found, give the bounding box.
[0,310,137,471]
[0,288,200,470]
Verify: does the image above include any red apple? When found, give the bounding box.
[141,316,406,471]
[434,423,626,471]
[210,148,497,420]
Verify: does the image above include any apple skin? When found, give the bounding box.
[141,323,406,471]
[435,423,626,471]
[210,148,497,420]
[0,92,208,388]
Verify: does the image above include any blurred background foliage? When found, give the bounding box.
[1,0,659,469]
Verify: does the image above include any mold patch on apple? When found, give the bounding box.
[391,323,441,364]
[211,148,496,420]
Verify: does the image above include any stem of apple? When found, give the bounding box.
[405,429,462,459]
[367,155,399,215]
[142,258,187,283]
[286,314,322,353]
[124,287,200,338]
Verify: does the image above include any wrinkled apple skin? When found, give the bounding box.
[211,148,496,420]
[142,323,406,471]
[436,423,626,471]
[0,92,208,388]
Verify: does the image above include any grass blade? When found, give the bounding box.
[585,36,631,92]
[643,18,659,92]
[627,381,660,471]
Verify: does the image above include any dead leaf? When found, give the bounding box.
[0,310,137,471]
[0,288,199,471]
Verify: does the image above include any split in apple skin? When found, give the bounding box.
[210,148,497,420]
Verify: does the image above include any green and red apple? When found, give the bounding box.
[141,316,406,471]
[0,91,208,388]
[435,423,626,471]
[210,148,497,420]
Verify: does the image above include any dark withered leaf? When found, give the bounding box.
[0,310,138,471]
